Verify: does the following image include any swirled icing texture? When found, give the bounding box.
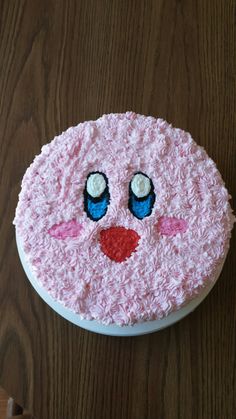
[14,112,235,326]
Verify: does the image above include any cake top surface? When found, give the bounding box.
[14,112,235,325]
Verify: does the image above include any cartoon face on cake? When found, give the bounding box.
[14,112,234,325]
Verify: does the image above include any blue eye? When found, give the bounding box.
[84,172,110,221]
[128,172,155,219]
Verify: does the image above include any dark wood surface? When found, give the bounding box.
[0,1,235,418]
[0,387,8,419]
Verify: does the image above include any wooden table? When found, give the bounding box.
[0,1,235,418]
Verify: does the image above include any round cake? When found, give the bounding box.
[14,112,235,327]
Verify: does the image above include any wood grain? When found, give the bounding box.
[0,1,235,418]
[0,387,8,419]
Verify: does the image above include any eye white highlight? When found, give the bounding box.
[86,173,106,198]
[131,173,151,198]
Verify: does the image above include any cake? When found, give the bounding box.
[14,112,235,326]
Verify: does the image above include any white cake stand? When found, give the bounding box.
[16,233,226,336]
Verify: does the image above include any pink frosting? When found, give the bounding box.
[14,112,235,326]
[157,217,188,236]
[48,220,83,240]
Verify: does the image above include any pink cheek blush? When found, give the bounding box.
[48,220,83,240]
[156,217,188,237]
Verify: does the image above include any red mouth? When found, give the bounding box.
[99,226,140,263]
